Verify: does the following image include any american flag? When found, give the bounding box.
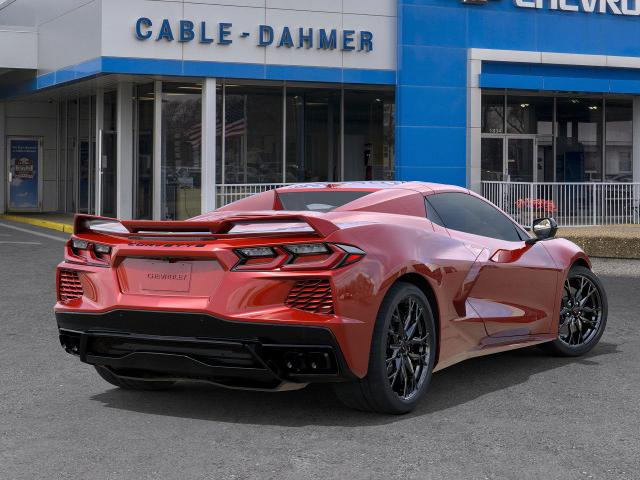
[185,124,201,149]
[184,97,247,149]
[218,96,247,138]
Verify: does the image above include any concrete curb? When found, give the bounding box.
[0,215,73,234]
[559,233,640,260]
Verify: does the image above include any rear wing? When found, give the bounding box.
[73,213,340,239]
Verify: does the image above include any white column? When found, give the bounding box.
[633,97,640,184]
[633,97,640,220]
[201,78,217,213]
[0,102,5,214]
[95,88,104,215]
[467,54,482,193]
[116,82,133,219]
[153,80,162,220]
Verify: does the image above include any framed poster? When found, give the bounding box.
[7,137,43,212]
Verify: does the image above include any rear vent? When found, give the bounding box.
[58,269,84,302]
[285,279,334,315]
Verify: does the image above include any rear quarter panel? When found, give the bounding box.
[324,215,484,372]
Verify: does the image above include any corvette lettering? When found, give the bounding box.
[146,273,188,281]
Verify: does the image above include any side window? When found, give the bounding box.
[424,198,445,227]
[426,192,524,242]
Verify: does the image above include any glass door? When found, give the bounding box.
[6,137,43,212]
[99,91,117,217]
[506,137,535,182]
[481,137,505,180]
[99,130,117,217]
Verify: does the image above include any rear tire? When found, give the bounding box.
[333,282,437,414]
[541,265,608,357]
[94,366,176,391]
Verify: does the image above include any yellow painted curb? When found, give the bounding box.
[0,215,73,234]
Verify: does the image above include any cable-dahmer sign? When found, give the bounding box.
[134,17,374,52]
[515,0,640,15]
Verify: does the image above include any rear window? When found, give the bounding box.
[277,191,372,212]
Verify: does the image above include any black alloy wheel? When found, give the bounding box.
[333,282,437,414]
[386,295,432,401]
[541,265,608,357]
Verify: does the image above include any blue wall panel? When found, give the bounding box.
[396,1,468,186]
[396,0,640,187]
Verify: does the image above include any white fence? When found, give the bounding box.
[216,183,292,207]
[482,181,640,227]
[216,181,640,227]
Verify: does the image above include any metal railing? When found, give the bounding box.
[216,183,292,207]
[482,181,640,227]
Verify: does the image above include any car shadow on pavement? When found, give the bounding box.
[90,341,620,427]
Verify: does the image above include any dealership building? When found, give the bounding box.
[1,0,640,221]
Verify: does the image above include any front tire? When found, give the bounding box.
[541,265,608,357]
[333,282,437,414]
[94,366,176,391]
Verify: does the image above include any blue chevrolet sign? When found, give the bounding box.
[134,18,374,52]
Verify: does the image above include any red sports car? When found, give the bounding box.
[55,182,607,414]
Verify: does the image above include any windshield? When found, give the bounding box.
[277,191,372,212]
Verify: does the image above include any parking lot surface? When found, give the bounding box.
[0,219,638,480]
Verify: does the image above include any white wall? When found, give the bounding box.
[37,0,101,74]
[0,26,37,69]
[0,0,102,74]
[1,0,396,75]
[101,0,396,71]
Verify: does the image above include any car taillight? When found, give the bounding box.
[233,243,365,271]
[336,244,366,267]
[66,237,111,266]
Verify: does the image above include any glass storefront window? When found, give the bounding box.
[481,94,505,134]
[343,89,395,181]
[216,83,222,186]
[57,101,67,212]
[286,87,341,182]
[224,84,283,184]
[481,137,504,180]
[161,82,202,220]
[605,98,633,182]
[77,96,93,213]
[556,97,603,182]
[506,95,553,135]
[135,84,154,219]
[101,91,118,217]
[481,93,635,183]
[66,99,77,213]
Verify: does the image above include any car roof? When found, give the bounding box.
[276,181,468,194]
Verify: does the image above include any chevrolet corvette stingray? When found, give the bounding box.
[55,182,607,414]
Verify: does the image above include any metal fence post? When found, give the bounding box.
[529,183,534,227]
[592,183,597,226]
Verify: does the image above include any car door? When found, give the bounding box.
[425,191,561,338]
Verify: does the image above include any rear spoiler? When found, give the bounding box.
[73,213,340,238]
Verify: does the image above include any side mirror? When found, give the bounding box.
[526,217,558,244]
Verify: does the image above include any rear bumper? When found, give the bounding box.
[56,310,356,390]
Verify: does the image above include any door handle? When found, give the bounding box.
[7,171,12,183]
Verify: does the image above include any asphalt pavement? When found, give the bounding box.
[0,219,638,480]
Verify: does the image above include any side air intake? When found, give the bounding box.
[58,269,84,302]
